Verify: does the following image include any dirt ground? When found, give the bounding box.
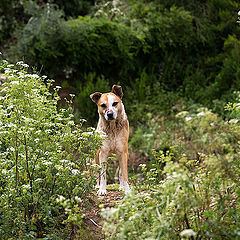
[80,190,123,240]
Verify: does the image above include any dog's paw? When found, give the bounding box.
[97,187,107,196]
[124,187,131,195]
[120,181,131,195]
[119,182,124,190]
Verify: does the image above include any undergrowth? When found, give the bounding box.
[0,60,101,239]
[102,94,240,239]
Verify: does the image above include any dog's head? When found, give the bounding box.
[90,85,124,121]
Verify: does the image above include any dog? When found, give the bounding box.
[90,85,130,195]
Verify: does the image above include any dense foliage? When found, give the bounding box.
[6,0,240,120]
[0,61,101,239]
[0,0,95,47]
[103,103,240,239]
[1,0,239,123]
[1,1,240,239]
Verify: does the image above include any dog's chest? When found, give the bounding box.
[102,133,123,154]
[97,120,126,154]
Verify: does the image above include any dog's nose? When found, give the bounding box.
[107,111,114,120]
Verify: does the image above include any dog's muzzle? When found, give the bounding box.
[106,110,115,120]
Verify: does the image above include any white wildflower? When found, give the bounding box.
[185,116,192,122]
[197,111,205,117]
[22,184,31,190]
[176,111,189,118]
[22,64,29,68]
[80,119,87,123]
[9,147,15,152]
[19,153,26,158]
[75,196,82,202]
[10,81,19,85]
[82,131,94,137]
[44,161,52,165]
[31,74,39,79]
[67,120,74,126]
[180,229,197,238]
[16,61,24,65]
[150,168,156,171]
[8,123,17,128]
[56,195,65,203]
[229,119,238,124]
[72,169,79,175]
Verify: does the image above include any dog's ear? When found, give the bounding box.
[90,92,102,104]
[111,85,123,99]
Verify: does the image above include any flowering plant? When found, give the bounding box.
[0,61,101,239]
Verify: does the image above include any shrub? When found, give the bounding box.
[103,141,240,239]
[14,2,65,77]
[102,100,240,239]
[102,159,200,239]
[15,7,144,83]
[74,73,110,125]
[0,0,25,46]
[8,0,240,126]
[212,35,240,97]
[94,0,240,108]
[0,60,101,239]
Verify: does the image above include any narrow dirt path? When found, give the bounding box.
[80,189,123,240]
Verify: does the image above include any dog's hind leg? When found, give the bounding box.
[95,150,100,189]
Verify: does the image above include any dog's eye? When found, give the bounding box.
[101,103,107,108]
[112,102,118,107]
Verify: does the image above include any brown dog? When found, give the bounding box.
[90,85,130,195]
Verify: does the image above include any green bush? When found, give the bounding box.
[212,35,240,97]
[0,61,101,239]
[94,0,240,107]
[102,95,240,239]
[102,108,240,238]
[14,2,65,77]
[0,0,25,47]
[129,91,239,163]
[15,8,144,83]
[103,156,240,239]
[0,0,94,46]
[61,16,143,83]
[7,0,240,124]
[74,73,110,125]
[102,159,200,239]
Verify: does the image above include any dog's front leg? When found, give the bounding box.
[97,151,108,196]
[119,152,130,194]
[119,167,124,190]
